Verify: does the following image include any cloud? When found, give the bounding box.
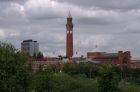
[24,0,67,19]
[0,29,6,39]
[0,0,140,58]
[58,0,140,10]
[0,28,20,39]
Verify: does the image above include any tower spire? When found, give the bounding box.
[68,10,72,18]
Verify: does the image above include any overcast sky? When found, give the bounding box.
[0,0,140,58]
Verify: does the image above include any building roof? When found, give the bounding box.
[23,39,37,42]
[87,52,118,59]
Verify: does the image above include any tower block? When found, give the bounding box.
[66,12,73,58]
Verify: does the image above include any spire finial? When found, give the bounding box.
[95,44,98,49]
[68,10,72,18]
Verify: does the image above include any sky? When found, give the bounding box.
[0,0,140,58]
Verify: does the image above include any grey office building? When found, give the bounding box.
[21,39,39,56]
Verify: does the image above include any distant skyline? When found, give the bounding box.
[0,0,140,58]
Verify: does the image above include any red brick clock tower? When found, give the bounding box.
[66,11,73,58]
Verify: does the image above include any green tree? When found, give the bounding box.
[31,64,55,92]
[52,72,97,92]
[37,52,44,59]
[58,55,63,60]
[119,80,140,92]
[63,62,79,75]
[33,52,37,57]
[97,65,121,92]
[0,42,31,92]
[130,68,140,85]
[63,62,99,78]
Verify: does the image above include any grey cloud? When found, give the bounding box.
[0,0,20,2]
[0,0,27,3]
[0,0,140,58]
[76,17,113,25]
[58,0,140,10]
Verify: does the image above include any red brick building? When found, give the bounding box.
[87,51,131,68]
[31,57,66,73]
[131,59,140,68]
[31,51,133,72]
[31,57,47,73]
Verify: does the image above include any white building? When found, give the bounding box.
[21,39,39,56]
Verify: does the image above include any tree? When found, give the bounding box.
[33,52,37,57]
[31,65,54,92]
[0,42,31,92]
[97,65,121,92]
[58,55,63,60]
[63,62,99,78]
[63,62,79,75]
[37,52,44,59]
[130,68,140,85]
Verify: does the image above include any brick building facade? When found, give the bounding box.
[87,51,131,68]
[66,11,73,58]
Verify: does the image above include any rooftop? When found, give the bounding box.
[23,39,37,42]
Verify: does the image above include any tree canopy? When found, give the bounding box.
[0,42,140,92]
[0,42,31,92]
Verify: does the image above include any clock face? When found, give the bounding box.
[67,31,69,34]
[70,31,72,34]
[67,30,72,34]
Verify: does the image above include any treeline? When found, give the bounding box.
[31,63,140,92]
[0,43,140,92]
[62,62,140,85]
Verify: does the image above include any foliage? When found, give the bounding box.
[119,80,140,92]
[0,43,139,92]
[120,67,140,85]
[63,62,99,78]
[0,42,31,92]
[52,73,97,92]
[32,68,54,92]
[97,65,121,92]
[31,63,140,92]
[32,67,98,92]
[37,52,44,59]
[129,68,140,85]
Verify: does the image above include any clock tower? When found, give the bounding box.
[66,11,73,58]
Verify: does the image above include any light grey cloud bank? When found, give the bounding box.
[0,0,140,58]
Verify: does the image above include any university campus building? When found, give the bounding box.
[21,12,139,72]
[21,39,39,56]
[87,51,131,68]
